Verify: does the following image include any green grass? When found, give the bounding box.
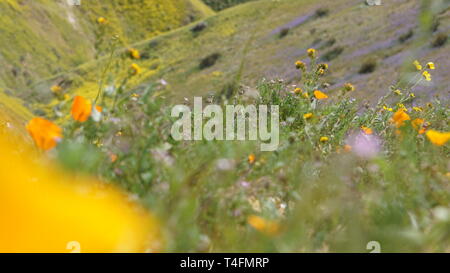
[52,48,450,252]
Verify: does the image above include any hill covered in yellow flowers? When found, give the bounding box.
[0,0,213,92]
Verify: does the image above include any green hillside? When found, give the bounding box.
[19,0,448,120]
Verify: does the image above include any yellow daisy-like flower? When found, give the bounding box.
[390,109,410,128]
[393,89,403,96]
[130,63,142,75]
[293,87,303,94]
[317,68,325,76]
[128,48,141,60]
[383,105,393,112]
[426,130,450,146]
[50,85,62,94]
[247,215,280,236]
[426,62,435,70]
[320,136,329,142]
[307,48,317,58]
[295,60,306,70]
[318,63,328,70]
[410,93,415,98]
[413,60,422,71]
[303,113,313,119]
[97,17,107,25]
[422,71,431,81]
[314,90,328,100]
[344,83,355,92]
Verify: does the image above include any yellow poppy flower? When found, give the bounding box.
[426,130,450,146]
[390,109,410,128]
[314,90,328,100]
[26,118,62,151]
[247,215,280,236]
[71,96,92,122]
[0,136,161,253]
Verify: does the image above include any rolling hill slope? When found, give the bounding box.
[1,0,449,121]
[0,0,214,91]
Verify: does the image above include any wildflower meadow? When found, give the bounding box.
[0,0,448,254]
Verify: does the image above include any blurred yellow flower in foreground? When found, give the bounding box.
[71,96,92,122]
[314,90,328,100]
[0,135,161,253]
[320,136,329,142]
[247,215,280,236]
[390,109,410,128]
[426,130,450,146]
[26,117,62,151]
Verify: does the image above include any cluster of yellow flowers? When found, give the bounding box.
[414,60,435,82]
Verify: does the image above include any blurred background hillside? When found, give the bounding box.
[0,1,448,110]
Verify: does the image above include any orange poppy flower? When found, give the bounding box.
[71,96,92,122]
[361,126,373,135]
[426,130,450,146]
[247,215,280,236]
[314,90,328,100]
[248,154,256,164]
[26,117,62,151]
[390,109,410,128]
